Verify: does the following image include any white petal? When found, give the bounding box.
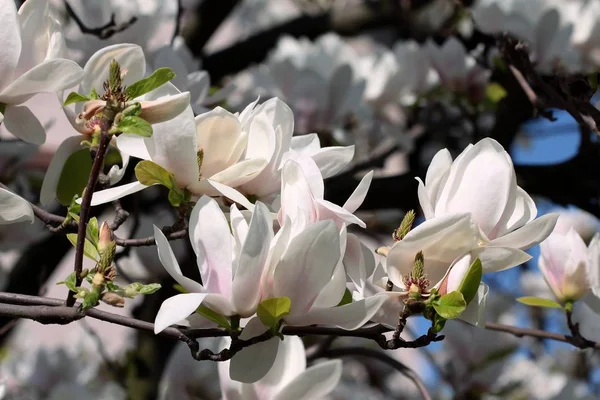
[231,202,273,316]
[343,171,373,213]
[230,317,280,383]
[107,151,129,185]
[273,220,340,315]
[258,336,306,396]
[230,204,249,267]
[0,187,33,224]
[0,59,84,104]
[154,225,205,293]
[116,134,152,160]
[88,181,148,206]
[138,92,191,124]
[273,360,342,400]
[490,213,558,250]
[191,179,255,211]
[286,294,387,330]
[290,133,320,154]
[318,199,366,229]
[40,136,83,206]
[0,0,20,92]
[501,186,537,235]
[208,158,268,188]
[312,227,348,308]
[473,246,531,273]
[458,283,489,327]
[310,146,354,179]
[3,105,45,145]
[188,196,233,298]
[416,178,434,220]
[245,111,276,161]
[154,293,208,333]
[81,43,145,95]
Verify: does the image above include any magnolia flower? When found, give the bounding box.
[415,138,558,272]
[219,336,342,400]
[539,228,594,303]
[552,206,600,243]
[423,37,490,101]
[0,187,33,225]
[0,0,84,144]
[153,196,273,332]
[40,43,189,206]
[152,36,234,114]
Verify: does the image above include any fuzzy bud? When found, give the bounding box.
[393,210,415,241]
[98,222,113,253]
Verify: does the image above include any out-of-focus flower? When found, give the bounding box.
[219,336,342,400]
[538,228,594,303]
[0,0,84,145]
[552,206,600,243]
[0,187,33,225]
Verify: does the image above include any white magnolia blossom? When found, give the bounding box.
[552,206,600,243]
[539,228,597,303]
[152,36,234,114]
[229,33,371,137]
[219,336,342,400]
[0,0,84,145]
[40,43,190,206]
[423,37,491,101]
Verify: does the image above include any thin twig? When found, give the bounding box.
[64,0,137,40]
[113,228,188,247]
[110,199,130,231]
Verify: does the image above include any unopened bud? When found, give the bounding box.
[79,268,89,279]
[98,222,113,253]
[376,246,390,257]
[92,272,105,287]
[101,292,125,307]
[412,251,425,280]
[393,210,415,241]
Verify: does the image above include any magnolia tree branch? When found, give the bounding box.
[64,1,138,40]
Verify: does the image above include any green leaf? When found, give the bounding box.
[139,283,161,295]
[56,149,92,206]
[117,116,153,137]
[431,313,446,333]
[485,83,507,103]
[66,233,100,261]
[516,296,563,309]
[457,258,482,305]
[106,281,119,291]
[63,92,91,107]
[87,217,99,248]
[57,272,77,292]
[126,67,176,99]
[257,297,291,331]
[135,160,173,188]
[196,304,231,330]
[432,291,467,319]
[81,289,101,310]
[168,189,183,207]
[336,288,353,307]
[89,88,100,100]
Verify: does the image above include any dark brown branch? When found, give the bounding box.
[110,199,129,231]
[317,347,432,400]
[566,309,597,349]
[64,1,138,40]
[68,132,112,306]
[113,228,188,247]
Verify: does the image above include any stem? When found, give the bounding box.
[66,132,111,306]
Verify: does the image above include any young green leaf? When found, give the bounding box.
[87,217,99,248]
[196,304,231,330]
[56,149,92,206]
[168,189,183,207]
[257,297,291,331]
[66,233,100,261]
[57,272,77,292]
[457,257,482,305]
[134,160,174,188]
[63,92,91,107]
[126,67,176,99]
[139,283,161,295]
[117,116,153,137]
[516,296,563,309]
[432,291,467,319]
[81,289,101,310]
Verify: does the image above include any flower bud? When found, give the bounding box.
[92,272,105,288]
[101,292,125,307]
[98,222,113,253]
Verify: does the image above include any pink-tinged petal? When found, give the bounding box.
[230,317,280,383]
[472,246,531,273]
[386,213,479,288]
[458,283,489,327]
[343,171,373,213]
[81,43,145,95]
[188,196,233,298]
[273,360,342,400]
[312,227,348,308]
[88,181,148,206]
[40,136,83,206]
[116,134,152,161]
[190,179,255,211]
[241,125,286,197]
[310,146,354,179]
[138,92,191,124]
[3,105,45,145]
[286,294,387,330]
[0,59,84,104]
[232,202,273,317]
[0,0,20,92]
[490,213,558,251]
[263,219,293,299]
[154,293,208,333]
[0,187,33,224]
[416,178,434,219]
[278,160,319,232]
[281,153,325,199]
[273,220,340,315]
[587,234,600,289]
[154,225,205,293]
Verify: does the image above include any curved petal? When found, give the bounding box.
[416,178,434,219]
[116,134,152,161]
[473,246,532,273]
[490,213,558,251]
[81,43,145,95]
[0,0,20,92]
[0,59,84,104]
[310,146,354,179]
[273,220,340,315]
[154,293,208,333]
[138,91,191,124]
[154,225,205,293]
[285,294,387,330]
[189,179,255,211]
[273,360,342,400]
[257,336,306,396]
[290,133,320,154]
[318,199,366,229]
[312,227,347,308]
[209,158,268,188]
[3,105,45,145]
[230,317,280,383]
[0,187,33,224]
[40,136,83,206]
[343,171,373,213]
[231,202,273,317]
[230,204,249,266]
[187,70,210,105]
[245,111,276,161]
[501,186,537,235]
[107,151,129,185]
[88,181,148,206]
[188,196,233,298]
[424,148,452,203]
[458,283,489,327]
